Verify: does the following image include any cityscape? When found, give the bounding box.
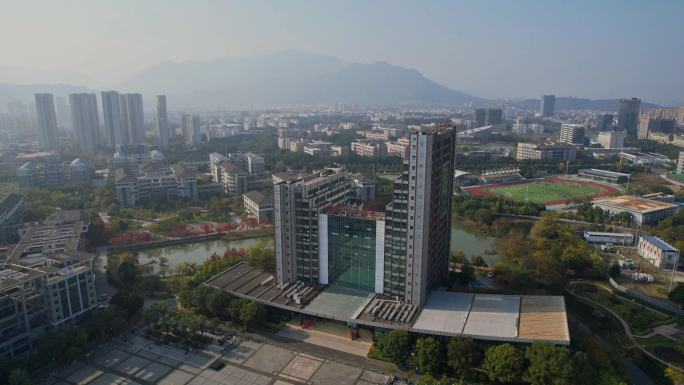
[1,1,684,385]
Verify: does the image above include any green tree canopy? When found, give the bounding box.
[481,343,524,383]
[415,337,443,375]
[446,336,482,379]
[377,330,412,364]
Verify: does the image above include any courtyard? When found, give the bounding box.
[38,332,391,385]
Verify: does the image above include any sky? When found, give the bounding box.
[2,0,683,104]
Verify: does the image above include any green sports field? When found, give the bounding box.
[482,180,604,204]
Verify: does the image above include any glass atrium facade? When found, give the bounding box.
[326,215,378,293]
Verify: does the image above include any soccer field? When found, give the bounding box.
[483,180,604,204]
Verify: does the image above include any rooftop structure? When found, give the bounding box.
[593,195,678,225]
[515,142,576,161]
[0,193,24,245]
[205,262,570,345]
[577,168,630,184]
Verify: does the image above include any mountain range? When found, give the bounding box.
[0,50,663,110]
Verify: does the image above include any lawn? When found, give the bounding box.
[483,180,603,204]
[572,283,671,335]
[670,173,684,183]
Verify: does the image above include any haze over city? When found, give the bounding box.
[3,2,684,385]
[2,0,684,105]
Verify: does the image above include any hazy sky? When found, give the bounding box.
[2,0,683,104]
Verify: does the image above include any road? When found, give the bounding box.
[94,246,117,300]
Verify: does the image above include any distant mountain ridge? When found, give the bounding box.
[114,50,483,108]
[0,50,666,111]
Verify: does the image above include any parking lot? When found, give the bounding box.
[39,333,391,385]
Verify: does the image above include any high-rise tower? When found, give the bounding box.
[69,93,100,154]
[618,98,641,138]
[541,95,556,117]
[120,93,145,144]
[101,91,123,148]
[156,95,169,149]
[34,93,58,150]
[383,125,456,305]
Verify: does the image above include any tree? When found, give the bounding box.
[415,337,443,375]
[481,344,524,383]
[239,301,266,330]
[666,367,684,385]
[117,260,138,284]
[377,330,412,363]
[608,264,621,279]
[669,284,684,306]
[596,372,627,385]
[110,292,144,319]
[523,343,576,385]
[8,368,32,385]
[456,261,475,286]
[446,336,482,379]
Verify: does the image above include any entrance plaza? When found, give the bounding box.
[39,333,391,385]
[205,262,571,345]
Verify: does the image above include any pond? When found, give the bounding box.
[450,223,502,267]
[136,225,502,271]
[137,236,272,270]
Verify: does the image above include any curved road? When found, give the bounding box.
[566,280,683,371]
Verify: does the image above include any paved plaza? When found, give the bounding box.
[39,334,391,385]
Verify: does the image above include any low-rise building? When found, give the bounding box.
[597,131,626,149]
[577,168,630,184]
[515,143,577,161]
[110,144,164,174]
[114,162,199,207]
[619,152,672,167]
[0,194,24,244]
[245,152,264,174]
[637,235,680,270]
[559,124,585,145]
[218,161,248,196]
[583,231,633,245]
[242,191,273,223]
[16,157,92,188]
[0,210,97,357]
[677,151,684,174]
[386,137,410,158]
[593,196,678,225]
[351,140,387,157]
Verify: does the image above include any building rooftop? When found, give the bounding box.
[114,168,137,183]
[204,263,570,345]
[578,168,630,178]
[170,163,195,179]
[243,191,272,206]
[641,236,677,252]
[323,205,385,221]
[0,193,24,215]
[593,196,678,213]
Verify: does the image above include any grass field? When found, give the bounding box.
[482,180,603,204]
[670,173,684,183]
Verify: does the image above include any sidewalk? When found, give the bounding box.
[276,323,372,357]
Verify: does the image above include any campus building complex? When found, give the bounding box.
[0,211,97,357]
[206,126,570,345]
